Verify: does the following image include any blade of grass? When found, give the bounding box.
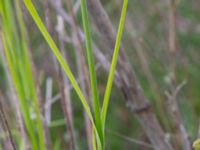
[1,0,47,149]
[15,1,46,149]
[22,0,100,140]
[0,1,38,148]
[92,127,97,150]
[1,33,38,149]
[80,0,103,146]
[101,0,129,129]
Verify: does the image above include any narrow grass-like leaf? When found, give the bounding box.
[80,0,103,147]
[22,0,99,139]
[92,127,97,150]
[1,33,38,149]
[101,0,129,129]
[15,1,46,149]
[0,0,39,148]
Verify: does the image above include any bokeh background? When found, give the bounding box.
[0,0,200,149]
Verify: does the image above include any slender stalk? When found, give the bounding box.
[80,0,103,146]
[57,15,76,150]
[42,0,75,149]
[0,94,17,150]
[86,0,173,149]
[15,1,46,149]
[22,0,99,141]
[0,38,28,149]
[168,0,177,84]
[2,33,38,149]
[123,13,170,130]
[101,0,129,129]
[1,1,42,148]
[168,1,191,150]
[64,0,93,149]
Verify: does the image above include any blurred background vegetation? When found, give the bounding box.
[0,0,200,149]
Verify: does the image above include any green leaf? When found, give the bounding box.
[101,0,129,130]
[80,0,103,147]
[22,0,99,141]
[193,139,200,150]
[0,0,42,148]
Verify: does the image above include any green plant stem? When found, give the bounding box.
[15,1,46,149]
[0,0,39,148]
[80,0,103,147]
[101,0,129,130]
[1,33,38,150]
[23,0,100,141]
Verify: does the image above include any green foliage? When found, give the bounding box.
[0,0,45,149]
[80,0,103,147]
[1,0,200,149]
[101,0,129,130]
[193,139,200,150]
[22,0,129,149]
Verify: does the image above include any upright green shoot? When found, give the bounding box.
[15,0,129,149]
[22,0,100,142]
[101,0,129,129]
[0,0,45,149]
[80,0,103,147]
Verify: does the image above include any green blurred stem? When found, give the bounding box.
[80,0,104,148]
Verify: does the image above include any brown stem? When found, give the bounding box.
[0,94,17,150]
[49,1,174,149]
[42,0,76,149]
[86,0,173,149]
[168,1,191,149]
[165,81,191,150]
[64,0,93,149]
[124,12,171,131]
[168,0,177,85]
[56,13,76,150]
